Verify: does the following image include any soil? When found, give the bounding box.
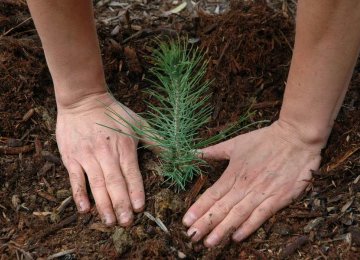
[1,0,359,259]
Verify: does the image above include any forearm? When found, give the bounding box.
[279,0,360,148]
[27,0,106,108]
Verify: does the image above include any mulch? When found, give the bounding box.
[0,0,359,259]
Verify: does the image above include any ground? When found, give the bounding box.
[0,0,359,259]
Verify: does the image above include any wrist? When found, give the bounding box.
[56,91,115,114]
[271,118,330,152]
[54,69,108,110]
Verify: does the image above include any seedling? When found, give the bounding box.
[102,39,257,191]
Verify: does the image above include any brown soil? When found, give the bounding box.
[1,1,359,259]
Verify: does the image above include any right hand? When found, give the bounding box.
[56,92,146,226]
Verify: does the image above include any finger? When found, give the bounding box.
[82,156,116,226]
[98,151,134,226]
[183,166,237,227]
[187,188,245,242]
[65,159,90,213]
[199,139,233,160]
[204,191,268,247]
[232,196,285,242]
[119,139,145,212]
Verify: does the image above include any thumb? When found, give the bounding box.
[199,139,233,161]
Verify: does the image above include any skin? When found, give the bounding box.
[26,0,360,246]
[26,0,145,226]
[183,0,360,246]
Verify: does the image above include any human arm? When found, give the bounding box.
[183,0,360,247]
[26,0,145,226]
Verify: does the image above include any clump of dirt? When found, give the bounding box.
[154,189,184,220]
[112,227,133,255]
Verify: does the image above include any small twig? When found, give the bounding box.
[324,146,359,172]
[143,211,169,233]
[36,190,57,203]
[55,196,73,214]
[239,100,281,109]
[47,248,75,259]
[20,127,35,141]
[0,17,32,38]
[5,241,33,260]
[36,213,77,240]
[122,27,177,44]
[279,29,293,51]
[216,42,230,68]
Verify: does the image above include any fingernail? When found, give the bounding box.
[119,212,133,225]
[232,230,243,241]
[78,201,86,212]
[205,233,220,247]
[187,227,199,241]
[183,212,196,226]
[103,214,115,226]
[133,200,144,211]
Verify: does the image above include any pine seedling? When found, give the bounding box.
[101,39,256,191]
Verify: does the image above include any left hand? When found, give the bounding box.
[182,120,322,247]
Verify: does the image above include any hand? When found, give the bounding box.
[56,92,145,226]
[182,120,322,247]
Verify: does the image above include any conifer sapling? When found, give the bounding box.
[101,39,256,191]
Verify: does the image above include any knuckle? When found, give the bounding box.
[73,185,86,198]
[89,176,106,189]
[258,206,273,218]
[63,155,79,168]
[80,142,93,154]
[205,187,222,202]
[67,172,80,183]
[124,167,141,182]
[120,137,136,149]
[214,201,231,215]
[242,219,255,232]
[96,140,111,153]
[105,173,125,187]
[231,204,248,219]
[114,200,131,211]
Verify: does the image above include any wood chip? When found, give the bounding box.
[38,161,54,176]
[124,46,143,74]
[89,222,113,233]
[111,24,121,35]
[0,144,33,155]
[280,235,309,258]
[33,211,52,217]
[185,174,207,208]
[22,108,34,122]
[164,1,187,16]
[55,196,72,214]
[341,197,354,213]
[7,138,22,147]
[36,213,77,240]
[37,190,57,203]
[303,217,324,233]
[34,137,42,157]
[41,151,61,164]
